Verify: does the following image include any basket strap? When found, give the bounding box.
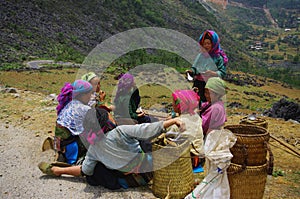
[265,141,274,175]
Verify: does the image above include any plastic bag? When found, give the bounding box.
[185,129,236,199]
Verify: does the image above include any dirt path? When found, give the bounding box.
[0,122,154,199]
[264,8,279,28]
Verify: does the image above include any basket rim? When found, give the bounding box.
[228,162,268,169]
[224,124,268,137]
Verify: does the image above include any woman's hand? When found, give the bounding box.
[163,118,186,132]
[174,119,186,132]
[137,111,146,117]
[99,90,106,101]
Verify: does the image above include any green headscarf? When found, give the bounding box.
[81,72,97,82]
[205,77,226,96]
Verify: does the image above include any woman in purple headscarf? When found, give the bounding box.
[113,73,151,125]
[186,30,228,106]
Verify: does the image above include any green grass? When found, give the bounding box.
[1,68,299,113]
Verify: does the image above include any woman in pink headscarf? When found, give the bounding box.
[168,90,204,168]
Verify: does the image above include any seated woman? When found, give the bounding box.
[113,73,151,125]
[81,71,114,111]
[199,77,227,138]
[55,79,93,165]
[167,90,204,168]
[38,107,185,190]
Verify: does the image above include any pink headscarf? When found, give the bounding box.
[172,90,200,115]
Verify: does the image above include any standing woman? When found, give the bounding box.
[187,30,228,105]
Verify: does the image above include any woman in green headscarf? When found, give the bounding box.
[200,77,227,136]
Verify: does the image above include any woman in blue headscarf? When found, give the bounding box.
[55,80,93,164]
[186,30,228,105]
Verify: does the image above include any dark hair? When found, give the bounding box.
[204,31,212,41]
[83,107,116,134]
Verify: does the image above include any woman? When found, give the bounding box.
[38,107,185,190]
[168,89,204,168]
[200,77,227,137]
[186,30,227,105]
[81,71,114,111]
[55,79,93,164]
[113,73,151,125]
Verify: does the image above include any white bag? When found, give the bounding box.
[185,129,236,199]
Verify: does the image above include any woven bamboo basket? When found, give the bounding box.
[240,116,268,129]
[224,124,270,166]
[227,163,268,199]
[151,140,194,199]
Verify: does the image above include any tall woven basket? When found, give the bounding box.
[151,140,194,199]
[224,124,270,166]
[227,163,268,199]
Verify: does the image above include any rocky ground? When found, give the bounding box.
[0,86,299,199]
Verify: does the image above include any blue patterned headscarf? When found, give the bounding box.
[72,80,93,98]
[198,30,228,66]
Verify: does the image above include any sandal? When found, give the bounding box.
[42,137,54,152]
[38,162,56,176]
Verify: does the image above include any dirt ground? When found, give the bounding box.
[0,88,299,198]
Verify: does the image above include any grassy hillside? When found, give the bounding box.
[212,1,300,87]
[0,68,299,113]
[0,0,221,65]
[1,0,299,88]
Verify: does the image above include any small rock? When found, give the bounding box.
[13,93,20,98]
[22,115,31,120]
[5,88,18,93]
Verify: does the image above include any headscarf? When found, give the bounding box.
[114,73,135,102]
[56,82,73,115]
[81,72,97,82]
[117,73,134,91]
[172,90,200,115]
[205,77,226,97]
[72,80,93,98]
[198,30,228,65]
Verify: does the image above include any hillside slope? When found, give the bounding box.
[0,0,225,64]
[1,0,299,87]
